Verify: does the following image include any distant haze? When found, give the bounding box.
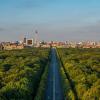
[0,0,100,41]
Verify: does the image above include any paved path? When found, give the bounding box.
[45,48,64,100]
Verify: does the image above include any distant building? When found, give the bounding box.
[3,43,24,50]
[26,39,34,46]
[68,42,77,48]
[23,37,27,45]
[0,44,3,50]
[41,44,50,48]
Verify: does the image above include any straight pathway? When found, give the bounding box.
[45,48,64,100]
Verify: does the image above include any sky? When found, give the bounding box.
[0,0,100,41]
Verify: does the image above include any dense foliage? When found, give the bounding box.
[0,48,50,100]
[34,62,49,100]
[57,48,100,100]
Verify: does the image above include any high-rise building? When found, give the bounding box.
[23,37,27,44]
[26,39,34,46]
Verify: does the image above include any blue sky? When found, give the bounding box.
[0,0,100,41]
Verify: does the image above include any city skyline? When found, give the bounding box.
[0,0,100,41]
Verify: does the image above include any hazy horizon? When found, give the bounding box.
[0,0,100,41]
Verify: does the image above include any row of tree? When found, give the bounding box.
[57,48,100,100]
[0,48,50,100]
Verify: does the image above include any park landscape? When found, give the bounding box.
[0,0,100,100]
[0,47,100,100]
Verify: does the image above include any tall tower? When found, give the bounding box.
[34,30,38,46]
[23,33,28,45]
